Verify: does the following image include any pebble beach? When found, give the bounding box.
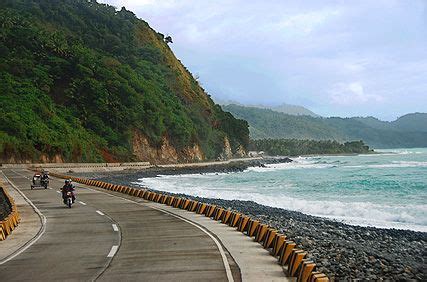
[76,159,426,280]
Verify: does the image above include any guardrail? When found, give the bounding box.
[51,173,329,282]
[0,185,20,241]
[0,162,151,169]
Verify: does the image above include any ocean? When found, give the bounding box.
[135,148,427,232]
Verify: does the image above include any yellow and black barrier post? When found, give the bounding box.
[48,173,328,281]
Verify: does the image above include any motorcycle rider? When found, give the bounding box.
[61,179,75,204]
[41,170,49,186]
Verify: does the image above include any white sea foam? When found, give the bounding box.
[345,161,427,169]
[133,150,427,232]
[247,157,334,172]
[137,176,427,232]
[376,149,425,155]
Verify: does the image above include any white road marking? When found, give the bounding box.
[96,210,105,216]
[1,170,122,281]
[0,171,47,265]
[112,224,119,232]
[149,206,234,282]
[56,191,61,194]
[82,185,234,282]
[107,245,119,257]
[78,201,87,205]
[48,187,52,190]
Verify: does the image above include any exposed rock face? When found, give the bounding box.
[132,130,204,164]
[1,154,64,164]
[222,137,233,160]
[182,144,204,162]
[40,154,64,163]
[234,145,247,158]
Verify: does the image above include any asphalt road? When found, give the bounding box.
[0,169,239,281]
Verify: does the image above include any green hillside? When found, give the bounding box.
[272,103,319,117]
[223,104,427,148]
[392,113,427,132]
[251,139,372,156]
[0,0,249,163]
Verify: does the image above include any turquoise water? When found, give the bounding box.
[136,148,427,232]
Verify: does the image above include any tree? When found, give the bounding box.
[164,35,173,44]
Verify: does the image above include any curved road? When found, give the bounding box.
[0,169,240,281]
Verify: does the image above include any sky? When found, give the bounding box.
[102,0,427,120]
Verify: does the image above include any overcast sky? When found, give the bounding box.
[102,0,426,120]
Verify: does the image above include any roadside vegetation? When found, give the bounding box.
[0,0,248,162]
[251,139,373,156]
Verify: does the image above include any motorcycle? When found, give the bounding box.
[31,174,48,189]
[64,191,74,208]
[40,178,49,189]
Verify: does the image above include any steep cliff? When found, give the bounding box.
[0,0,249,163]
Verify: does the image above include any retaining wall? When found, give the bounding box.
[50,172,329,282]
[1,162,151,169]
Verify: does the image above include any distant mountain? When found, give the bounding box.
[392,113,427,132]
[223,104,427,148]
[271,104,320,117]
[351,116,393,131]
[218,100,319,117]
[352,113,427,132]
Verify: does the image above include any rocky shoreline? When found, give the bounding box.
[75,158,426,280]
[74,157,292,178]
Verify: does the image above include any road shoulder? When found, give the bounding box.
[0,171,43,263]
[146,202,288,282]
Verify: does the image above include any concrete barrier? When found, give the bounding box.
[298,260,317,282]
[145,190,152,200]
[272,234,286,256]
[205,205,216,217]
[153,193,161,202]
[237,216,250,232]
[279,241,297,265]
[229,212,242,227]
[309,272,328,282]
[247,220,260,237]
[288,249,307,277]
[159,194,167,204]
[48,173,329,281]
[172,198,181,208]
[196,203,207,214]
[214,208,225,221]
[182,199,191,210]
[263,229,278,249]
[2,162,151,171]
[221,210,232,224]
[0,185,21,241]
[166,196,174,206]
[188,201,198,212]
[255,224,268,242]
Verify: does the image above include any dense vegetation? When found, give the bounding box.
[251,139,372,156]
[0,0,249,162]
[219,101,319,117]
[223,104,427,148]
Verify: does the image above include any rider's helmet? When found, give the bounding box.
[65,179,71,184]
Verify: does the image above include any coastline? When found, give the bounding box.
[74,158,426,281]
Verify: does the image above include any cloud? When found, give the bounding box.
[100,0,427,119]
[109,0,179,9]
[329,82,384,105]
[276,8,341,35]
